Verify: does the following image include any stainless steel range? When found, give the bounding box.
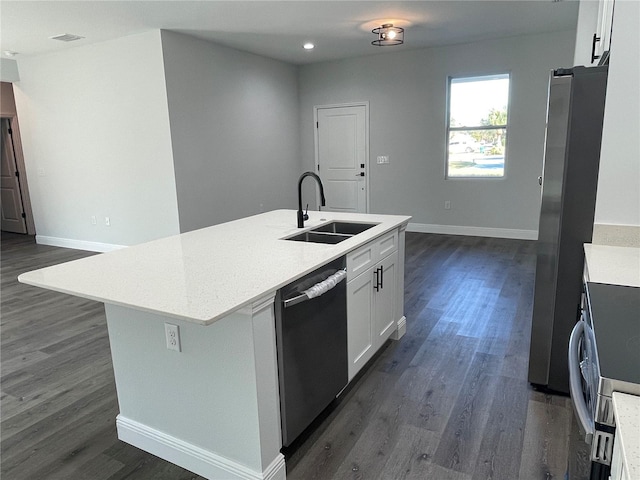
[569,282,640,479]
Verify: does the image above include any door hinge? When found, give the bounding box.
[21,212,26,218]
[15,171,19,178]
[316,121,319,128]
[317,164,320,171]
[8,128,13,135]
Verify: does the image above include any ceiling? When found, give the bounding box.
[1,1,580,65]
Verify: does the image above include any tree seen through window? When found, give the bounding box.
[446,74,510,178]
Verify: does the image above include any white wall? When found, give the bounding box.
[299,30,576,238]
[13,31,180,249]
[594,0,640,226]
[160,31,300,232]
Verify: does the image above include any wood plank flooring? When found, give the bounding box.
[1,231,584,479]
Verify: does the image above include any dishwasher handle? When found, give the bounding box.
[284,269,347,308]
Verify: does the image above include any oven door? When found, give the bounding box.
[568,318,613,480]
[569,319,595,443]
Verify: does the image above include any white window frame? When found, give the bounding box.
[445,73,510,179]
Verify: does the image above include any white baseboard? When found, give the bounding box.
[407,222,538,240]
[116,416,286,480]
[391,316,407,341]
[36,235,126,252]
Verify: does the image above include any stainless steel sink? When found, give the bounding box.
[311,221,378,235]
[286,231,351,244]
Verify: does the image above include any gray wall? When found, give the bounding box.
[14,31,180,249]
[160,31,300,232]
[299,30,576,237]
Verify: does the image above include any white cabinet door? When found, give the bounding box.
[347,250,398,381]
[346,228,402,381]
[574,0,615,66]
[373,251,398,349]
[347,268,374,381]
[594,0,615,62]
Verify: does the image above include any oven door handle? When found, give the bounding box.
[568,319,594,444]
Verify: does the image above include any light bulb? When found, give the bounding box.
[387,30,397,40]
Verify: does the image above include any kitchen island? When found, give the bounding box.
[582,243,640,479]
[18,210,411,480]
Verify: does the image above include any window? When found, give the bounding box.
[446,73,510,178]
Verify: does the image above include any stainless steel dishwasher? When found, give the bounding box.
[274,256,348,447]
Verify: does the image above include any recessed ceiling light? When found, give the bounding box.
[50,33,85,42]
[3,51,19,57]
[303,43,315,50]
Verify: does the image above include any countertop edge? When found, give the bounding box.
[612,392,640,480]
[18,211,411,324]
[583,243,640,287]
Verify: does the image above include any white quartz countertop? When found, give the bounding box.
[19,210,410,325]
[612,392,640,480]
[584,244,640,287]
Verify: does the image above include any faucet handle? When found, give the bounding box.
[303,203,309,221]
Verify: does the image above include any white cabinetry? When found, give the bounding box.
[610,392,640,480]
[610,433,627,480]
[346,229,400,381]
[593,0,615,63]
[573,0,615,66]
[347,265,375,379]
[373,251,398,345]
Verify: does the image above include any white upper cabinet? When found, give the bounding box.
[573,0,615,66]
[594,0,615,62]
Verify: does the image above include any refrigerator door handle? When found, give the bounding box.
[568,319,594,444]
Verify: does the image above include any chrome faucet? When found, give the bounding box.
[297,172,326,228]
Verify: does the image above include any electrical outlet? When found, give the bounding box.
[165,323,181,352]
[105,216,110,226]
[91,216,97,225]
[444,201,451,210]
[377,155,389,164]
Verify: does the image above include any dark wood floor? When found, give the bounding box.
[1,231,581,479]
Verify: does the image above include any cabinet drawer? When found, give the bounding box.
[347,241,375,279]
[377,230,398,260]
[347,229,399,280]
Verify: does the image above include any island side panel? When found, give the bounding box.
[104,302,284,480]
[246,297,286,471]
[391,225,407,340]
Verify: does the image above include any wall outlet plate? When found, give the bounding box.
[165,323,181,352]
[377,155,389,164]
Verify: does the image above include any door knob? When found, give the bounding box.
[538,176,543,186]
[355,172,365,177]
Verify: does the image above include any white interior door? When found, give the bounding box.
[1,118,27,233]
[315,104,368,213]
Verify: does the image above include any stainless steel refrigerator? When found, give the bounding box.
[528,66,608,394]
